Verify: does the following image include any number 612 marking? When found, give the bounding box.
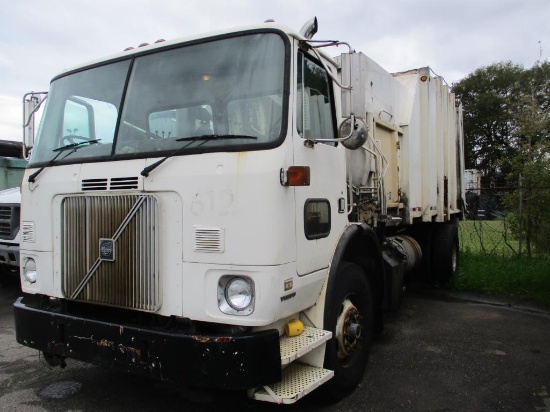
[189,190,235,216]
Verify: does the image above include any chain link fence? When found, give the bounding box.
[460,184,550,257]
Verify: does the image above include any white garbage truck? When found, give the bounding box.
[0,140,27,280]
[15,18,464,404]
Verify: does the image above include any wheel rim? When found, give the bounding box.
[335,298,364,363]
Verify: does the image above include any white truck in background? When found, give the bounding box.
[15,18,464,404]
[0,140,26,280]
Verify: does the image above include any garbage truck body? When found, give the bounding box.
[15,20,464,404]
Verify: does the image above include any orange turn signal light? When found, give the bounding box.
[281,166,310,186]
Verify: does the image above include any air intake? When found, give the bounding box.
[82,179,108,191]
[81,176,139,191]
[194,226,225,253]
[110,176,139,190]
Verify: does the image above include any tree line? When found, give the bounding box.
[453,60,550,256]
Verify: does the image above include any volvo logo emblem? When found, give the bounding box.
[99,238,115,261]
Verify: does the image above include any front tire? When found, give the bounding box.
[323,262,373,400]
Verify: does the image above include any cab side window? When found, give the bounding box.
[296,52,336,145]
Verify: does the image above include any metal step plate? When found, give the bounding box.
[252,363,334,404]
[280,326,332,365]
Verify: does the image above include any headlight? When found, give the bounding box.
[23,258,37,284]
[218,276,254,316]
[225,278,253,310]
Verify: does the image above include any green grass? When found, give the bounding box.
[453,252,550,306]
[452,221,550,306]
[459,219,519,256]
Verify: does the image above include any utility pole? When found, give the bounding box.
[518,174,523,256]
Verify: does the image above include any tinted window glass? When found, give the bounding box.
[297,52,336,144]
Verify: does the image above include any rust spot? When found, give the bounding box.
[191,336,210,343]
[191,336,233,343]
[97,339,114,348]
[115,344,142,357]
[126,347,141,356]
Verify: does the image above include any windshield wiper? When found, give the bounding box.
[28,139,101,183]
[140,134,257,177]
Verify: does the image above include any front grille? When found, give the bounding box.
[0,205,20,240]
[61,195,160,311]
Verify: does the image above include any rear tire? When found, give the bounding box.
[323,262,373,400]
[432,222,459,282]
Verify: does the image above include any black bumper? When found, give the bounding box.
[14,297,281,389]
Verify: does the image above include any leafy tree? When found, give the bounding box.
[504,142,550,256]
[453,62,524,183]
[503,62,550,256]
[515,61,550,148]
[454,61,550,255]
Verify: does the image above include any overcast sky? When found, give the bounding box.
[1,0,548,141]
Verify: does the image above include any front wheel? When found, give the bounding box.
[323,262,373,400]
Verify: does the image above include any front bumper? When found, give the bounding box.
[14,296,281,389]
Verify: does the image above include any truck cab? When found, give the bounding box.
[16,23,359,402]
[15,19,464,404]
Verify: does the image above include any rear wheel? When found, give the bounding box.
[323,262,373,400]
[432,222,459,282]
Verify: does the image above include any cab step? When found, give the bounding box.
[251,363,334,404]
[249,326,333,404]
[279,326,332,365]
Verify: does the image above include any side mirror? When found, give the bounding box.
[299,17,318,40]
[339,115,368,150]
[23,92,47,159]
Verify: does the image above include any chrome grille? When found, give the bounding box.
[61,195,160,311]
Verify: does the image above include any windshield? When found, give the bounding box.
[30,32,288,166]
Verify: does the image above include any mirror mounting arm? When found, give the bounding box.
[305,42,354,92]
[305,115,368,150]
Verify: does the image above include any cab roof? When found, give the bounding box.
[52,21,336,80]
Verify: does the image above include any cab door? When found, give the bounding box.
[293,47,347,276]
